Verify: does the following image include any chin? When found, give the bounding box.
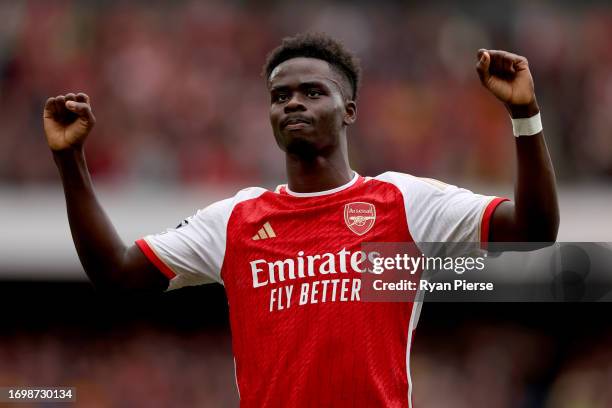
[285,137,320,159]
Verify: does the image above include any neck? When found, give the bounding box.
[285,138,353,193]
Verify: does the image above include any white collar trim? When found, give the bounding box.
[282,172,359,197]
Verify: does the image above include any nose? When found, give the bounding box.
[284,94,306,113]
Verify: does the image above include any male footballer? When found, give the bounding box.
[43,33,558,407]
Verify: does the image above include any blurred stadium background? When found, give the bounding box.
[1,1,612,407]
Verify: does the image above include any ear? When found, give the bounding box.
[343,100,357,126]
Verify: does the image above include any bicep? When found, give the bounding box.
[119,244,170,292]
[489,200,522,242]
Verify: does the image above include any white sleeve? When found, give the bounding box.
[136,187,266,291]
[375,172,507,243]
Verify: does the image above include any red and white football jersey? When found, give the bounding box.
[136,172,506,408]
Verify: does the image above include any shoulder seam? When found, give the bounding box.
[219,188,268,284]
[368,175,417,243]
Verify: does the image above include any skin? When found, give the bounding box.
[268,57,356,193]
[42,49,558,292]
[43,93,168,292]
[475,49,559,242]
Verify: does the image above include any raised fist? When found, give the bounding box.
[43,93,96,151]
[476,49,537,111]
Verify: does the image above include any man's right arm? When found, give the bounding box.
[44,93,168,292]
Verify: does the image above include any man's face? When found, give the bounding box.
[268,57,355,157]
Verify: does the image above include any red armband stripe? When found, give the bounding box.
[135,238,176,279]
[480,197,509,244]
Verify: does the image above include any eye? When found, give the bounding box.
[272,93,289,103]
[307,89,322,98]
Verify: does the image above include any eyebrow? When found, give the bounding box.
[269,81,331,93]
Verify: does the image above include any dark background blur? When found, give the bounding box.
[1,1,612,407]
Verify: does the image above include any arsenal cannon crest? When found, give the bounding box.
[344,202,376,235]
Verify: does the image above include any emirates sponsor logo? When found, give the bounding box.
[344,202,376,235]
[249,248,380,288]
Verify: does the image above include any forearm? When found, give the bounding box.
[477,50,560,243]
[54,148,128,287]
[44,93,166,291]
[510,103,559,241]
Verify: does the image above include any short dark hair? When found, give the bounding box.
[263,33,361,101]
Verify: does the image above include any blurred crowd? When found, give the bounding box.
[413,324,612,408]
[2,323,611,407]
[0,1,611,187]
[0,327,239,407]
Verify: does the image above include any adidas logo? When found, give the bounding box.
[252,222,276,241]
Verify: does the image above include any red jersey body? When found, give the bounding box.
[136,172,505,407]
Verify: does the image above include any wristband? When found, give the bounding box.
[511,112,542,137]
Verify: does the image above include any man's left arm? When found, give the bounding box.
[476,49,559,242]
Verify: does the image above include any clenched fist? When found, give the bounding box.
[476,49,539,118]
[43,93,95,151]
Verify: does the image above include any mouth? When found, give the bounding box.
[282,117,311,129]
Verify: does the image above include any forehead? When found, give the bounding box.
[268,57,337,87]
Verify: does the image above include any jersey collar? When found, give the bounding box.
[276,172,361,197]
